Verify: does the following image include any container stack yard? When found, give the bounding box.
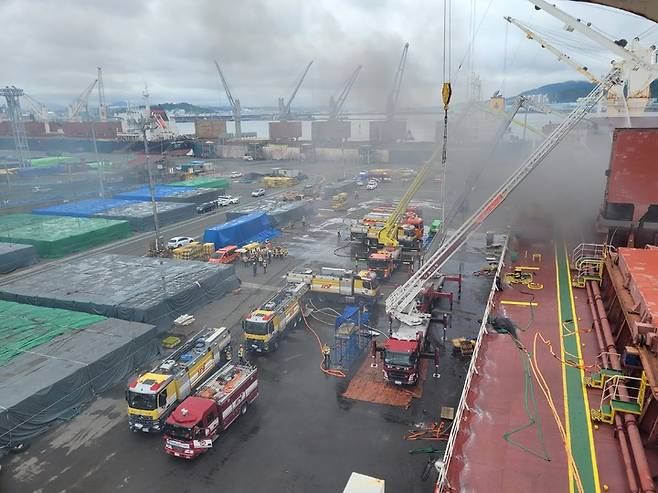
[3,1,658,493]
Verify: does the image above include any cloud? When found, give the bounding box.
[1,0,656,110]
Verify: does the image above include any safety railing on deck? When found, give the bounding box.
[435,234,509,493]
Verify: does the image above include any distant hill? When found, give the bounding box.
[519,79,658,103]
[518,80,595,103]
[158,102,216,114]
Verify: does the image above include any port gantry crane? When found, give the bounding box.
[385,67,622,326]
[329,65,362,120]
[68,79,98,121]
[214,59,242,138]
[386,43,409,120]
[278,60,313,121]
[22,93,49,122]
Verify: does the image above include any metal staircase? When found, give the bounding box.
[590,372,648,424]
[570,243,611,288]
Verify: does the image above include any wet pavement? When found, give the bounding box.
[0,156,502,493]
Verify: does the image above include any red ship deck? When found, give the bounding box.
[440,238,658,493]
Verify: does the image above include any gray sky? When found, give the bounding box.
[2,0,657,110]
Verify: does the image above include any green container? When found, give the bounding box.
[0,214,131,258]
[29,156,76,167]
[170,177,229,189]
[0,300,106,365]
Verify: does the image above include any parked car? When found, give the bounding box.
[196,201,218,214]
[216,195,239,206]
[230,171,243,178]
[251,188,265,197]
[167,236,195,249]
[243,154,254,161]
[366,180,378,190]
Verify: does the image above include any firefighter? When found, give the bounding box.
[225,346,233,362]
[252,260,258,277]
[238,344,247,365]
[337,230,341,241]
[322,343,331,368]
[263,259,267,274]
[301,216,307,230]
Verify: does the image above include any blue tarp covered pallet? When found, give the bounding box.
[203,212,279,249]
[33,199,136,218]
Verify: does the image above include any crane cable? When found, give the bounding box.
[441,0,452,229]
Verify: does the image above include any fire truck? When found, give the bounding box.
[380,317,432,385]
[286,267,379,304]
[243,282,308,352]
[126,327,232,433]
[163,364,258,459]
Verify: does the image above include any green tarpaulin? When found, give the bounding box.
[0,214,131,258]
[0,300,107,365]
[29,156,76,167]
[170,177,229,189]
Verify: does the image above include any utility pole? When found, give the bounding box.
[91,123,105,198]
[143,125,162,251]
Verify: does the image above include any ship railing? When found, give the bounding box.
[435,233,509,493]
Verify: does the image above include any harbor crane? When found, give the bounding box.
[386,43,409,119]
[97,67,108,121]
[68,79,98,120]
[278,60,313,121]
[214,59,242,138]
[23,93,49,122]
[386,67,621,327]
[329,65,362,120]
[527,0,658,114]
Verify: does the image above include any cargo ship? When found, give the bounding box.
[435,126,658,492]
[0,106,194,154]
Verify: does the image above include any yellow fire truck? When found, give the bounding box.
[286,267,379,304]
[126,327,231,433]
[243,283,308,353]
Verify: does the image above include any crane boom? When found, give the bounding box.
[505,16,600,84]
[386,67,621,323]
[214,59,242,138]
[330,65,362,119]
[23,93,48,121]
[529,0,647,69]
[281,60,313,119]
[97,67,108,121]
[69,79,98,120]
[386,43,409,119]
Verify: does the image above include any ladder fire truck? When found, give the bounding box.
[243,282,308,352]
[126,327,232,433]
[381,70,621,388]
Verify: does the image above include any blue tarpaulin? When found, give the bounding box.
[203,212,279,249]
[113,185,195,201]
[335,305,370,329]
[33,199,136,218]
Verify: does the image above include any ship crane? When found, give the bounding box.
[505,16,601,85]
[22,93,49,122]
[68,79,98,121]
[386,43,410,120]
[214,59,242,138]
[329,65,362,120]
[278,60,313,121]
[527,0,658,115]
[386,67,621,326]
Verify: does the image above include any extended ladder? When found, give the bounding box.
[386,68,621,322]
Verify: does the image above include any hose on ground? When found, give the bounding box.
[300,309,346,378]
